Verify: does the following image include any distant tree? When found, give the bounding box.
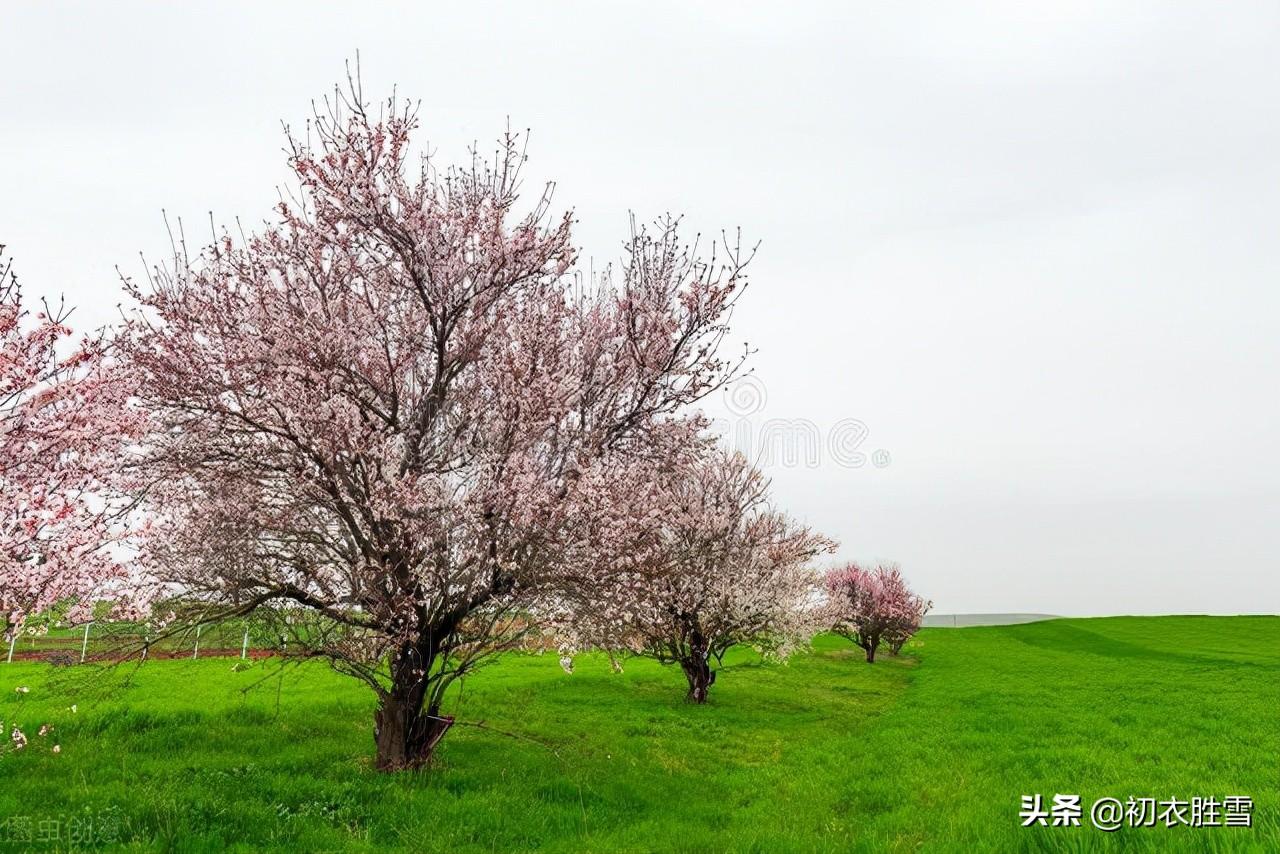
[563,445,834,703]
[0,247,139,641]
[824,563,928,662]
[115,79,752,770]
[884,571,931,655]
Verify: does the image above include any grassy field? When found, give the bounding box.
[0,616,1275,852]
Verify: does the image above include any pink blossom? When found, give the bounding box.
[111,79,754,770]
[824,563,930,662]
[1,249,149,639]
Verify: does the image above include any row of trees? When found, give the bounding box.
[1,77,929,771]
[552,450,931,700]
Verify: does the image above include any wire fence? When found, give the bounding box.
[5,613,1065,665]
[4,621,283,665]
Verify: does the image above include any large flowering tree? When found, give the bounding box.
[1,248,137,642]
[116,84,751,770]
[562,445,835,703]
[824,562,930,662]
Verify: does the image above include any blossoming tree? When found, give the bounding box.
[824,562,930,662]
[563,446,835,703]
[1,248,136,642]
[884,570,931,655]
[116,83,752,769]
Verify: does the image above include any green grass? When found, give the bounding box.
[0,616,1275,852]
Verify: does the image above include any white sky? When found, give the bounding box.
[3,1,1277,615]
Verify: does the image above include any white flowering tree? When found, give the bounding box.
[563,445,834,702]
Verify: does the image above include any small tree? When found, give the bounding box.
[115,79,752,770]
[565,446,834,703]
[1,247,137,641]
[824,563,928,663]
[884,571,931,656]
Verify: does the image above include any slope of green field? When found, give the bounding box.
[0,616,1275,852]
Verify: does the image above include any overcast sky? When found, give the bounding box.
[3,2,1277,616]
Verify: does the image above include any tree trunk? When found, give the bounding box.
[373,694,453,771]
[862,633,880,663]
[681,656,716,704]
[373,636,454,772]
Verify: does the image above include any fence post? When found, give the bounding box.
[241,628,249,660]
[192,624,202,660]
[80,622,93,663]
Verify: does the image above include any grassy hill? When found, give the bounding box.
[0,616,1275,852]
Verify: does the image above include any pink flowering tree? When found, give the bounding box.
[0,248,139,642]
[824,562,929,662]
[883,568,931,655]
[562,446,835,703]
[115,81,752,770]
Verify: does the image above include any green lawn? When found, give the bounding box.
[0,616,1275,852]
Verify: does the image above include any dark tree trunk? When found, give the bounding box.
[862,633,880,663]
[366,557,509,771]
[681,656,716,703]
[373,638,454,771]
[373,693,453,771]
